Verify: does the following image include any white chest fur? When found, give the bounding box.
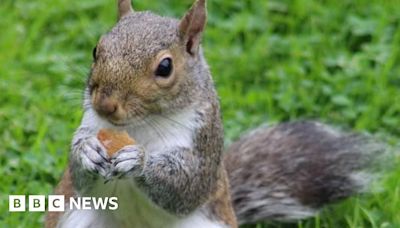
[127,108,202,154]
[80,106,202,153]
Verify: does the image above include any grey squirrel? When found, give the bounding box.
[45,0,383,227]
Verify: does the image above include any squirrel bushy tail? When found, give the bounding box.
[224,121,384,225]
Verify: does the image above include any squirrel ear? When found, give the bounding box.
[179,0,207,55]
[117,0,134,20]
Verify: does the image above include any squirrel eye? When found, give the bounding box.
[88,81,98,93]
[155,57,173,78]
[92,46,97,60]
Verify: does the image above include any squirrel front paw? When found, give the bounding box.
[110,145,145,179]
[79,136,111,179]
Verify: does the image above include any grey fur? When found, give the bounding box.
[70,127,109,193]
[135,101,223,215]
[224,121,385,224]
[110,144,145,178]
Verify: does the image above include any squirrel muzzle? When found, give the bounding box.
[96,97,118,116]
[92,91,126,123]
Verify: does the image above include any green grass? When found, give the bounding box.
[1,0,399,227]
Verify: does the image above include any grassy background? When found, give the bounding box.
[1,0,399,227]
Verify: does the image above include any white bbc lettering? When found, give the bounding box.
[92,197,108,210]
[108,197,118,210]
[8,195,118,212]
[29,195,46,212]
[82,197,92,210]
[9,195,26,212]
[48,195,65,212]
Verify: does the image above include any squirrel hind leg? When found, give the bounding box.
[224,121,387,225]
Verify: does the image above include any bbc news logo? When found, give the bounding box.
[9,195,118,212]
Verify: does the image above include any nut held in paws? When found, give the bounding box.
[97,129,136,157]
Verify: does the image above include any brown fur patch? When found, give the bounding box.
[45,167,74,228]
[207,167,238,227]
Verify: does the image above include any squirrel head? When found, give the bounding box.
[88,0,208,126]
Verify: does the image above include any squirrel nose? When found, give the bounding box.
[96,98,118,117]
